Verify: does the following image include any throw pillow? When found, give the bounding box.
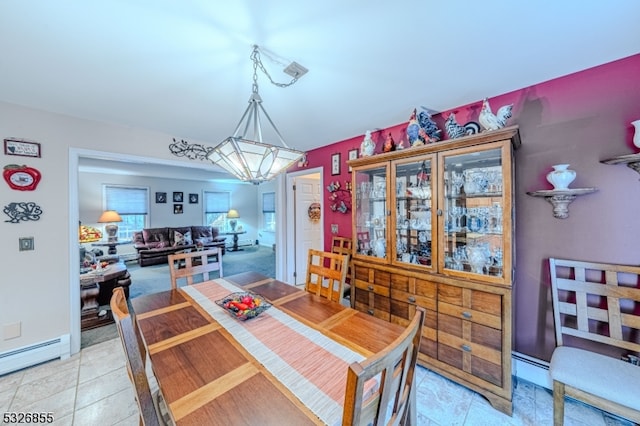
[195,236,213,245]
[173,230,193,246]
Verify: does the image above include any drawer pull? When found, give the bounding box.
[367,285,374,291]
[408,296,416,303]
[462,344,472,352]
[462,311,472,319]
[367,309,374,315]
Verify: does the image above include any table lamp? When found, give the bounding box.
[98,210,122,242]
[227,209,240,231]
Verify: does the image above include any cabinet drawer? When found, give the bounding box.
[390,274,437,304]
[437,331,503,388]
[354,286,390,320]
[390,299,437,358]
[438,313,503,387]
[438,284,502,329]
[355,279,390,297]
[354,264,390,296]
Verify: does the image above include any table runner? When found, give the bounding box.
[182,279,365,425]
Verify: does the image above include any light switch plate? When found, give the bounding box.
[3,322,21,340]
[19,237,34,251]
[331,224,338,234]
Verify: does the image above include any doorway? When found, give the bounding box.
[285,168,323,285]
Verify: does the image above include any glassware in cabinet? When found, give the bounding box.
[391,155,436,269]
[353,163,388,261]
[439,144,509,281]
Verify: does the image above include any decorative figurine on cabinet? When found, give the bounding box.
[406,108,441,146]
[478,98,513,131]
[444,112,480,139]
[382,133,396,152]
[360,130,376,157]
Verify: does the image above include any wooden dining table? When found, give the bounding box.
[131,271,405,425]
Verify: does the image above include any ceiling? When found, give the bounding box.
[1,1,639,176]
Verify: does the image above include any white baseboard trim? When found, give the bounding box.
[0,335,70,375]
[512,351,552,390]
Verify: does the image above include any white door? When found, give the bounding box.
[294,176,322,285]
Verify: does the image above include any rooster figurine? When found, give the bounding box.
[444,113,481,139]
[406,108,441,146]
[478,98,513,131]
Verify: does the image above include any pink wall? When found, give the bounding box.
[297,53,640,362]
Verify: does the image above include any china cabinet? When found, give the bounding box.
[349,126,520,415]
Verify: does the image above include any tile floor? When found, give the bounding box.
[0,338,635,426]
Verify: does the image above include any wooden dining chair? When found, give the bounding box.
[331,236,353,301]
[342,307,425,426]
[168,247,223,289]
[111,287,172,425]
[305,249,349,303]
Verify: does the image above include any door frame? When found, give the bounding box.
[284,167,324,285]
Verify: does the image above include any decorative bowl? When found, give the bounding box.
[215,292,271,321]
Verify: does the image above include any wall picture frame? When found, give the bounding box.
[4,139,41,158]
[348,149,358,173]
[189,193,198,204]
[155,192,167,203]
[173,191,183,202]
[331,153,341,176]
[173,204,183,214]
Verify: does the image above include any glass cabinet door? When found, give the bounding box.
[353,164,388,260]
[391,156,435,269]
[441,145,506,279]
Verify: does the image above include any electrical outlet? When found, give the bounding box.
[331,224,338,234]
[19,237,34,251]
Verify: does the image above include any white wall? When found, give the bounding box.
[78,171,257,255]
[0,100,252,355]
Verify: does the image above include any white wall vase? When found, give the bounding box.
[632,119,640,149]
[546,164,576,190]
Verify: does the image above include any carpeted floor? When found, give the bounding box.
[81,244,275,348]
[127,244,275,298]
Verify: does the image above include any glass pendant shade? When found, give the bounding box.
[207,46,305,185]
[208,136,304,185]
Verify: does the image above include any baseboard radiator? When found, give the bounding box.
[512,351,552,390]
[0,334,70,375]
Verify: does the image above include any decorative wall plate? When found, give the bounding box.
[3,164,41,191]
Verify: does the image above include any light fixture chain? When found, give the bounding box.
[251,45,298,89]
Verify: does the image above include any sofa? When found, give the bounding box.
[133,226,226,266]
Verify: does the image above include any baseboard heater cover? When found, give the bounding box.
[512,351,552,390]
[0,334,70,375]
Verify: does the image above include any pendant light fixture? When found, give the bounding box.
[207,45,306,185]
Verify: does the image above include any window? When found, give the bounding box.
[104,185,149,240]
[204,191,230,229]
[263,192,275,232]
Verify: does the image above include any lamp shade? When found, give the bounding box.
[97,210,122,223]
[227,209,240,219]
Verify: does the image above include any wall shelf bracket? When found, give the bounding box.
[526,188,597,219]
[600,152,640,178]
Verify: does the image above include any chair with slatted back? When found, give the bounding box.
[548,258,640,425]
[342,307,425,426]
[305,249,349,303]
[331,236,353,302]
[168,248,223,289]
[111,287,172,425]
